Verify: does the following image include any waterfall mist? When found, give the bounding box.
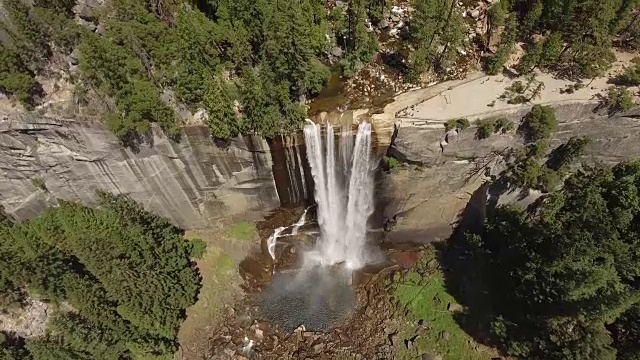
[303,122,375,269]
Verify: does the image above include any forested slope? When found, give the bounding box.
[0,0,380,144]
[1,0,639,145]
[0,192,201,360]
[466,158,640,359]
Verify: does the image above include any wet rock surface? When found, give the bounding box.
[209,271,402,359]
[207,208,429,359]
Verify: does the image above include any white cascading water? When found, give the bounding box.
[303,122,375,269]
[291,207,308,236]
[267,208,309,262]
[267,226,285,261]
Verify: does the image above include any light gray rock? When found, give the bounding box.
[378,19,390,29]
[68,48,81,65]
[193,108,208,124]
[331,46,344,57]
[73,0,102,20]
[0,111,309,229]
[391,103,640,167]
[470,9,481,19]
[75,17,97,31]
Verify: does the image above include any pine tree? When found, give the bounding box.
[203,76,242,139]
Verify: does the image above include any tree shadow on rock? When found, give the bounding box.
[433,181,504,351]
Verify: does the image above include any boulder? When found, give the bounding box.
[378,19,390,29]
[193,108,208,124]
[331,46,344,57]
[470,9,481,19]
[75,17,97,32]
[73,0,103,20]
[68,48,80,66]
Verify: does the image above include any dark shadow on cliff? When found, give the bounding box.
[432,180,503,350]
[120,128,159,153]
[386,123,426,166]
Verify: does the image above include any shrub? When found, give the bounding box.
[382,156,401,171]
[486,51,509,75]
[31,177,47,191]
[476,119,496,139]
[306,59,331,96]
[618,62,640,86]
[507,94,528,104]
[508,81,525,94]
[456,118,471,130]
[495,117,514,133]
[606,86,635,115]
[0,50,42,109]
[445,118,470,132]
[521,105,557,143]
[189,238,207,259]
[340,55,361,78]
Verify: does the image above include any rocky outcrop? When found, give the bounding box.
[0,111,308,229]
[391,102,640,166]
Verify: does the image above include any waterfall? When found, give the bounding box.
[267,207,309,262]
[267,226,286,261]
[292,207,309,235]
[303,122,375,269]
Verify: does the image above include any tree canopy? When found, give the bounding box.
[1,0,354,141]
[0,192,200,360]
[470,160,640,359]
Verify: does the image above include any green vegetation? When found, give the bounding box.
[617,58,640,86]
[494,117,514,133]
[560,81,586,94]
[339,0,380,77]
[0,0,81,108]
[467,160,640,360]
[605,86,635,115]
[509,0,632,78]
[504,105,584,192]
[0,50,41,109]
[499,76,545,104]
[188,238,207,259]
[519,104,558,143]
[225,221,256,241]
[546,136,591,171]
[31,177,46,191]
[178,229,241,353]
[0,192,200,359]
[1,0,385,142]
[382,155,401,172]
[407,0,466,82]
[475,116,515,139]
[486,17,518,75]
[390,249,496,359]
[444,118,470,132]
[475,119,496,140]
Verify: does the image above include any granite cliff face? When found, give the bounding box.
[0,110,309,229]
[391,102,640,166]
[380,101,640,245]
[2,79,638,232]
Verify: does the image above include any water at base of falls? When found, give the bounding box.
[303,122,375,270]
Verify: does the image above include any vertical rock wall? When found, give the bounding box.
[0,111,309,229]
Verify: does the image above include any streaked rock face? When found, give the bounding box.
[390,102,640,166]
[0,111,308,228]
